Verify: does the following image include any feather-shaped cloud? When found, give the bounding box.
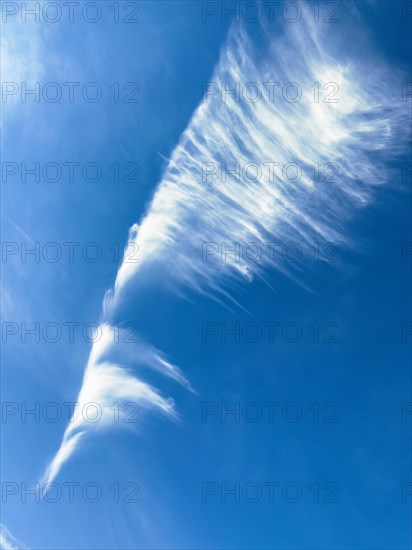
[43,8,409,483]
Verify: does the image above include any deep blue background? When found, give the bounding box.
[1,1,411,548]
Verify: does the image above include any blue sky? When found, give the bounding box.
[1,1,411,549]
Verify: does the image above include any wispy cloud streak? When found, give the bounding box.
[44,9,409,482]
[0,524,28,550]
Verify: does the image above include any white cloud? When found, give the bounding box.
[44,8,409,482]
[0,525,28,550]
[42,324,193,484]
